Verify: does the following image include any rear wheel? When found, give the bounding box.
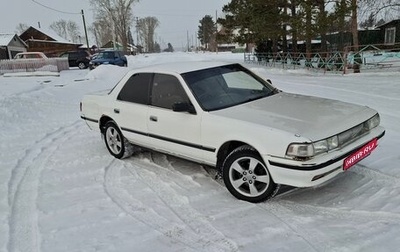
[104,121,135,159]
[78,62,86,69]
[222,145,277,203]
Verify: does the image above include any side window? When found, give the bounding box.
[104,52,113,59]
[117,73,152,105]
[151,74,188,109]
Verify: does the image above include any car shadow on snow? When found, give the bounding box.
[125,148,368,205]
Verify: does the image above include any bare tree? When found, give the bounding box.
[50,20,81,43]
[50,20,68,40]
[137,17,159,53]
[89,20,113,47]
[67,22,81,43]
[15,23,29,35]
[359,0,400,21]
[90,0,138,51]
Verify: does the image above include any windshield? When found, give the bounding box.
[182,64,276,111]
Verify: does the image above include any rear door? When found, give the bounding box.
[112,72,152,148]
[114,51,125,66]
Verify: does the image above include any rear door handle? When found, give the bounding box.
[150,115,158,122]
[114,108,120,114]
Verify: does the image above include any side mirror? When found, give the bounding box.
[172,102,196,114]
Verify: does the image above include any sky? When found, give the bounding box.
[0,0,230,50]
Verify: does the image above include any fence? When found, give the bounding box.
[244,44,400,74]
[346,44,400,72]
[0,58,69,75]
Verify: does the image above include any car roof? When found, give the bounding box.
[131,61,239,75]
[62,50,87,53]
[16,52,44,55]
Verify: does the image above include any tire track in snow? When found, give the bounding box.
[274,199,400,223]
[272,164,400,221]
[203,174,320,251]
[104,157,238,252]
[150,152,320,251]
[128,160,239,252]
[353,164,400,185]
[7,121,82,252]
[0,83,47,101]
[248,164,400,252]
[258,197,400,252]
[166,152,400,250]
[104,160,202,251]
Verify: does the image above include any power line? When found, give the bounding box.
[30,0,90,49]
[31,0,80,15]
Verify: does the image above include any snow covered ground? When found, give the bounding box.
[0,52,399,252]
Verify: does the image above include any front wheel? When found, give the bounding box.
[104,121,134,159]
[222,145,277,203]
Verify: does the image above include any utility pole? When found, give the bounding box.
[81,9,90,50]
[215,10,218,54]
[351,0,360,73]
[136,17,139,48]
[187,30,190,52]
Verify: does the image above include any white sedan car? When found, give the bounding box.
[80,62,385,202]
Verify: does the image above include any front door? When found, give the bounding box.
[147,73,205,162]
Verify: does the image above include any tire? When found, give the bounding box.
[222,145,278,203]
[104,121,135,159]
[78,62,86,69]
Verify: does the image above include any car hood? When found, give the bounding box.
[211,92,377,141]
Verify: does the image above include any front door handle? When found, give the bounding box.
[150,115,158,122]
[114,108,120,114]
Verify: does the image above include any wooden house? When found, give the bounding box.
[376,19,400,46]
[19,26,83,57]
[0,34,27,59]
[324,19,400,51]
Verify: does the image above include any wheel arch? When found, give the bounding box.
[216,141,258,171]
[99,115,115,134]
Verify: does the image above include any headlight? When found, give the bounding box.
[364,113,380,130]
[287,136,339,158]
[313,136,339,155]
[286,143,314,158]
[287,114,379,159]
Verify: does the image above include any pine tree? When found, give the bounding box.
[198,15,215,50]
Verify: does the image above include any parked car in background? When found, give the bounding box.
[89,50,127,70]
[59,50,91,69]
[14,52,48,59]
[80,62,385,203]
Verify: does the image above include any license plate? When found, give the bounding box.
[343,138,378,170]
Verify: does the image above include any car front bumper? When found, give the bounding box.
[264,126,385,188]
